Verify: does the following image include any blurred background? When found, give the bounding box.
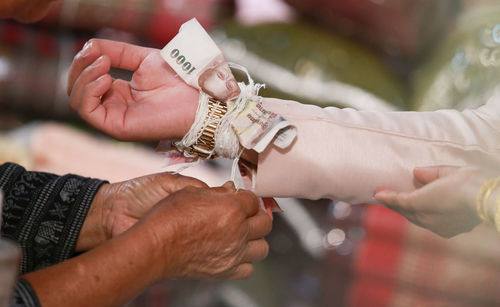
[2,0,500,306]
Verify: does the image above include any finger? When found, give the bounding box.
[413,165,461,185]
[247,210,272,240]
[211,184,259,217]
[160,173,209,192]
[76,74,113,126]
[68,39,154,95]
[374,189,406,207]
[211,181,236,194]
[242,239,269,262]
[222,181,236,190]
[373,190,415,219]
[70,55,111,110]
[235,189,260,217]
[225,263,254,280]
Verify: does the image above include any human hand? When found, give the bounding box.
[67,39,199,141]
[135,182,272,280]
[76,172,207,251]
[374,166,491,238]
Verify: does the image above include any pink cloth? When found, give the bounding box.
[254,97,500,203]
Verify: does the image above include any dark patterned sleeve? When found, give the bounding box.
[0,162,107,274]
[10,279,40,307]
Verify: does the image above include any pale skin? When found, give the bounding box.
[68,40,499,239]
[67,39,199,141]
[374,166,498,238]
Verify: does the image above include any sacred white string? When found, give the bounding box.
[174,64,265,188]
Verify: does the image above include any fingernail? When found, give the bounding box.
[80,41,93,57]
[92,56,105,66]
[96,74,107,82]
[373,191,384,199]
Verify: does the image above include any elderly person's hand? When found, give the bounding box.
[76,172,207,251]
[136,182,272,280]
[374,166,496,238]
[67,39,199,142]
[23,182,272,306]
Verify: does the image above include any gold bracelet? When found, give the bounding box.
[476,178,500,225]
[495,193,500,232]
[186,98,227,159]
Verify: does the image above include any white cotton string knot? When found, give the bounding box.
[174,63,265,188]
[214,63,265,159]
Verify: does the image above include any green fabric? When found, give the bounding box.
[412,5,500,111]
[221,21,407,110]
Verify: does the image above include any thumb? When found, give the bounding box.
[222,181,236,190]
[413,165,461,185]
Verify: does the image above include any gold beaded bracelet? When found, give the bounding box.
[185,98,227,159]
[476,177,500,225]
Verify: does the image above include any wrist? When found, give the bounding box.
[177,88,198,139]
[75,184,110,251]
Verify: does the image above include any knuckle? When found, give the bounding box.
[82,81,93,94]
[165,173,182,181]
[222,205,245,223]
[259,240,270,258]
[181,176,208,188]
[263,217,273,235]
[179,185,199,195]
[241,189,259,203]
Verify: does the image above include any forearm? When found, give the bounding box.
[251,98,500,203]
[22,228,163,307]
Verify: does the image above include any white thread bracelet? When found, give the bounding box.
[174,64,264,187]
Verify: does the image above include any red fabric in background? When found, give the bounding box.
[348,205,407,307]
[40,0,220,46]
[284,0,458,56]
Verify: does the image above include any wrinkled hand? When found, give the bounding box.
[374,166,491,238]
[136,182,272,280]
[77,172,207,251]
[67,39,199,141]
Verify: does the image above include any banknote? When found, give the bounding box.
[231,99,297,152]
[160,18,240,102]
[160,18,296,153]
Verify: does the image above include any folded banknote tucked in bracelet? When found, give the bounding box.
[156,18,293,217]
[159,18,297,168]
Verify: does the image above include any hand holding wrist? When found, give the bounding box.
[134,183,272,280]
[76,173,209,251]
